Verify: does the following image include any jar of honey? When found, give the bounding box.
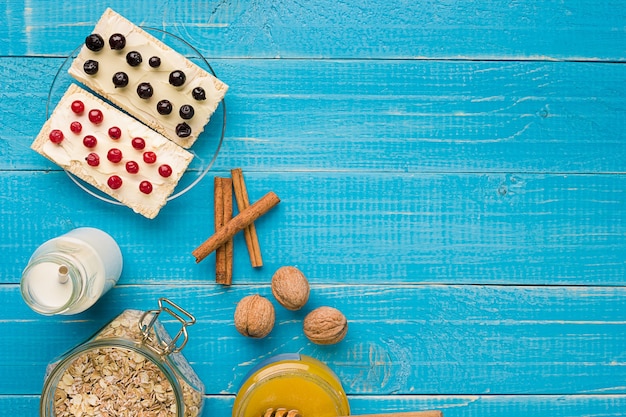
[232,354,350,417]
[40,298,204,417]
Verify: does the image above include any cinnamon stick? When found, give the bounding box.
[214,177,233,285]
[231,168,263,267]
[193,191,280,263]
[214,177,225,280]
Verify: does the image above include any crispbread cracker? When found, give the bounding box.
[32,84,193,219]
[68,8,228,148]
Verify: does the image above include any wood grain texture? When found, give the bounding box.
[2,57,624,173]
[1,171,624,286]
[1,0,624,415]
[2,284,625,396]
[1,395,626,417]
[1,0,624,60]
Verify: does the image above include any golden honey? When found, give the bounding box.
[232,354,350,417]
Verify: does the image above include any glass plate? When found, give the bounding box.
[46,27,226,205]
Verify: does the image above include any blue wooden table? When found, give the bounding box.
[1,1,625,415]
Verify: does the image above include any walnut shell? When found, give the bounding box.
[234,294,275,338]
[271,266,310,311]
[303,306,348,345]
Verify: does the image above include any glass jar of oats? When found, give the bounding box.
[40,298,204,417]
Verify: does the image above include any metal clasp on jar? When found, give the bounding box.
[138,297,196,356]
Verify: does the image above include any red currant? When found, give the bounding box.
[108,126,122,140]
[143,151,157,164]
[158,164,173,177]
[107,148,123,163]
[83,135,97,148]
[131,137,146,150]
[70,121,82,134]
[49,129,64,144]
[85,152,100,166]
[139,180,153,194]
[71,100,85,114]
[88,109,104,124]
[107,175,123,189]
[125,161,139,174]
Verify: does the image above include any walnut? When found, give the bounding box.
[271,266,310,311]
[303,306,348,345]
[234,294,275,338]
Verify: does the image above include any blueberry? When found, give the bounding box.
[156,100,173,115]
[126,51,142,66]
[176,122,192,137]
[83,60,99,75]
[148,56,161,68]
[85,34,104,51]
[109,33,126,50]
[192,87,206,101]
[169,70,186,87]
[112,72,129,88]
[179,104,194,120]
[137,83,154,99]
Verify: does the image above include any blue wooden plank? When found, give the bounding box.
[349,395,626,417]
[2,58,625,174]
[1,171,624,286]
[2,285,625,396]
[1,394,626,417]
[3,394,626,417]
[1,0,624,60]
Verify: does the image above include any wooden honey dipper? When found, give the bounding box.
[261,409,443,417]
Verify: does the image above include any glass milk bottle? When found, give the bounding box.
[20,227,123,315]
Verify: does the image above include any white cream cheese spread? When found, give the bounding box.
[68,8,228,149]
[32,84,193,219]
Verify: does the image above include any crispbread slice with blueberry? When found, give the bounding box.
[68,8,228,149]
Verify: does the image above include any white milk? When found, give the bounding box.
[20,227,123,315]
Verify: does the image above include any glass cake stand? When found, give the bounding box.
[46,27,226,205]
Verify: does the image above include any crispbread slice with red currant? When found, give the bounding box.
[68,8,228,149]
[32,84,193,219]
